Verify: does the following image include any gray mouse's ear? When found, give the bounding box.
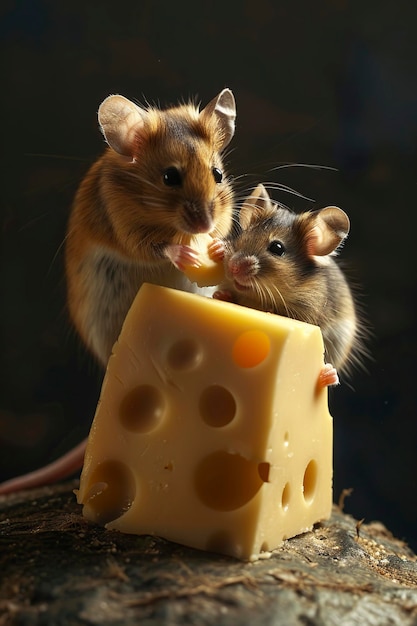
[98,95,146,157]
[238,184,274,230]
[200,88,236,149]
[305,206,350,257]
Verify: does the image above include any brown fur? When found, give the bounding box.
[66,90,236,365]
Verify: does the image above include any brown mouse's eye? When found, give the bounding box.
[268,240,285,257]
[163,167,182,187]
[212,167,223,183]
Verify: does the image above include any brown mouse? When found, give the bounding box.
[66,88,236,366]
[0,89,236,495]
[212,184,364,384]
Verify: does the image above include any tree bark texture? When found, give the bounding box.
[1,482,416,625]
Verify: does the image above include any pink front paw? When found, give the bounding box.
[208,238,226,262]
[213,289,234,302]
[318,363,339,389]
[165,244,200,270]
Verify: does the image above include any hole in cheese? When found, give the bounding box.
[120,384,165,433]
[199,385,236,427]
[232,330,270,368]
[167,338,202,371]
[283,431,289,447]
[82,460,136,525]
[303,459,318,504]
[258,462,270,482]
[194,451,266,511]
[281,482,291,511]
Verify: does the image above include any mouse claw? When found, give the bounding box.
[213,289,234,302]
[208,238,226,262]
[165,244,201,270]
[318,363,339,389]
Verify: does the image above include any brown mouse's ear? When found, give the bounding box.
[306,206,350,256]
[200,88,236,149]
[238,184,274,230]
[98,95,146,157]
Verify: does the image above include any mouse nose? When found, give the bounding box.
[229,255,259,280]
[229,256,259,276]
[183,200,214,234]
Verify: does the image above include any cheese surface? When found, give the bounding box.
[182,233,225,287]
[76,283,333,560]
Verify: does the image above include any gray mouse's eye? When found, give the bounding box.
[212,167,223,183]
[163,167,182,186]
[268,240,285,256]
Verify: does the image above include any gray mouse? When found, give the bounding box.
[211,184,364,382]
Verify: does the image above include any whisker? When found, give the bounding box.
[268,163,338,173]
[122,170,163,193]
[24,152,92,163]
[270,284,290,317]
[264,182,315,202]
[260,284,272,312]
[254,281,267,310]
[47,231,71,277]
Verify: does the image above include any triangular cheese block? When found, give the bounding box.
[76,283,332,560]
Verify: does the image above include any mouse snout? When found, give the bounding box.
[228,254,259,287]
[182,199,214,234]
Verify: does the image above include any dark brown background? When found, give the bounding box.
[1,1,416,550]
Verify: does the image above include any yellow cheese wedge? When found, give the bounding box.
[76,283,333,561]
[182,233,225,287]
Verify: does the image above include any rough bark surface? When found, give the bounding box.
[0,482,416,626]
